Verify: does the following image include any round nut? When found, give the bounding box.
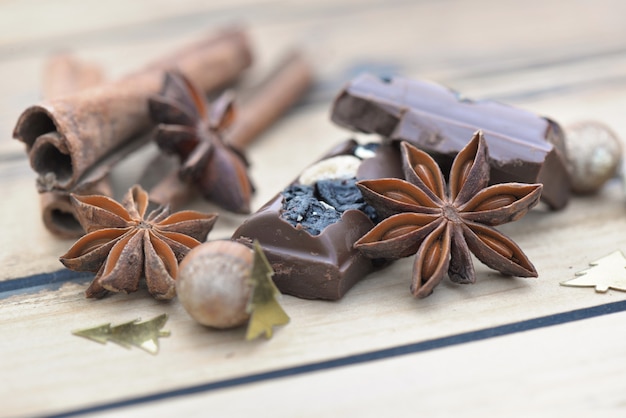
[563,121,622,194]
[177,240,253,329]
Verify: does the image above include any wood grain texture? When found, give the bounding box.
[88,309,626,418]
[2,0,626,416]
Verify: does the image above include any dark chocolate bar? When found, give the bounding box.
[331,74,570,210]
[232,139,402,300]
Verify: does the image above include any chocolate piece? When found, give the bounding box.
[331,74,571,210]
[232,139,402,300]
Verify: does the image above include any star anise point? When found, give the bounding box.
[60,185,217,299]
[355,131,541,298]
[149,71,253,213]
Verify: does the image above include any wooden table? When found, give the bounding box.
[3,1,626,416]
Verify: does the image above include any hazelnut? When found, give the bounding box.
[563,121,622,194]
[177,240,253,328]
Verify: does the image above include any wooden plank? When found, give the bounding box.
[5,64,626,281]
[3,0,626,137]
[3,164,626,415]
[2,0,626,416]
[87,309,626,417]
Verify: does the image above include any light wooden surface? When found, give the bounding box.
[3,1,626,417]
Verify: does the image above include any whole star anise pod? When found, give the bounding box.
[355,131,542,298]
[149,71,253,213]
[60,185,217,300]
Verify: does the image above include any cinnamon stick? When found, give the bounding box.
[39,54,110,238]
[143,49,313,212]
[226,50,313,151]
[40,180,113,238]
[41,53,105,99]
[13,28,252,193]
[138,153,196,212]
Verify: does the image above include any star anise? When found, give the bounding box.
[60,185,217,300]
[149,71,253,213]
[354,131,542,298]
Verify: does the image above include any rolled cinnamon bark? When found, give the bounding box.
[41,53,105,99]
[137,153,196,212]
[39,54,110,238]
[144,49,313,212]
[41,179,114,238]
[226,50,313,151]
[148,168,195,210]
[14,28,252,193]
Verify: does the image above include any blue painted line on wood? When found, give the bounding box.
[0,269,91,299]
[45,299,626,418]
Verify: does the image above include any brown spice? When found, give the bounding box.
[41,53,105,99]
[38,54,109,238]
[149,50,313,214]
[149,72,252,213]
[150,50,313,213]
[146,158,197,211]
[226,50,313,152]
[13,28,252,193]
[40,178,113,239]
[60,185,217,300]
[355,131,542,298]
